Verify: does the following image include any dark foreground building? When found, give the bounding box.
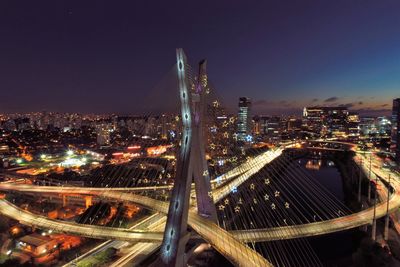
[391,98,400,163]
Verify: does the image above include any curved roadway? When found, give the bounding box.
[4,157,399,244]
[0,198,163,242]
[1,145,399,265]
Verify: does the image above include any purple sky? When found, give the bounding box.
[0,1,399,116]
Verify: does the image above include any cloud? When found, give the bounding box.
[278,100,297,107]
[339,103,355,108]
[311,98,319,102]
[381,104,389,107]
[354,108,391,116]
[324,97,339,102]
[338,101,364,108]
[253,99,296,108]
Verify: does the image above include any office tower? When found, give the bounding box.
[237,97,251,141]
[391,98,400,163]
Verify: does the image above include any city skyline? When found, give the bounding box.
[1,1,399,115]
[2,2,400,266]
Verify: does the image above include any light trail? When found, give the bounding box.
[2,143,399,266]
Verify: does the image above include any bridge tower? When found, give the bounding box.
[158,49,217,267]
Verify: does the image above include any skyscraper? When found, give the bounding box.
[391,98,400,163]
[237,97,251,141]
[303,106,349,137]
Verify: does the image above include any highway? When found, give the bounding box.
[109,216,165,267]
[2,149,398,242]
[2,145,399,266]
[107,149,282,267]
[0,151,282,266]
[63,213,164,267]
[0,149,279,267]
[213,149,283,202]
[2,158,397,265]
[1,148,400,248]
[0,198,164,242]
[231,147,400,242]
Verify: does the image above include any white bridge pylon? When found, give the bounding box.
[158,49,217,267]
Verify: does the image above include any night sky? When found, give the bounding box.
[1,1,399,115]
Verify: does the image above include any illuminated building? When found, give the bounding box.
[266,116,282,142]
[147,144,171,156]
[144,116,158,136]
[359,116,391,136]
[253,116,282,143]
[303,106,349,137]
[237,97,251,141]
[347,112,360,138]
[96,124,112,146]
[205,98,235,160]
[15,118,31,131]
[287,118,302,133]
[391,98,400,163]
[161,114,168,139]
[359,117,375,135]
[252,116,261,135]
[376,117,392,135]
[38,111,51,130]
[18,233,58,257]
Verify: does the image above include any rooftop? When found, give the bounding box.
[19,233,52,247]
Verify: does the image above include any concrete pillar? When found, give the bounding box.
[62,195,67,207]
[358,162,362,203]
[85,196,93,209]
[384,215,390,241]
[371,219,377,241]
[367,182,371,202]
[368,155,372,202]
[384,174,391,241]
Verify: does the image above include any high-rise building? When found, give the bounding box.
[347,112,360,138]
[359,116,391,136]
[96,123,112,146]
[303,106,349,137]
[237,97,251,141]
[391,98,400,163]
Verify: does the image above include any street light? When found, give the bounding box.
[371,168,379,241]
[368,153,372,202]
[384,174,391,241]
[358,158,363,203]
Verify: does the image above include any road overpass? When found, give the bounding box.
[1,149,281,267]
[0,198,164,242]
[1,144,399,266]
[2,150,399,241]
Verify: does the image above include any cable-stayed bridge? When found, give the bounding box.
[1,157,400,242]
[1,49,399,267]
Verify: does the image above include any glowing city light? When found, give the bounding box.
[245,134,253,142]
